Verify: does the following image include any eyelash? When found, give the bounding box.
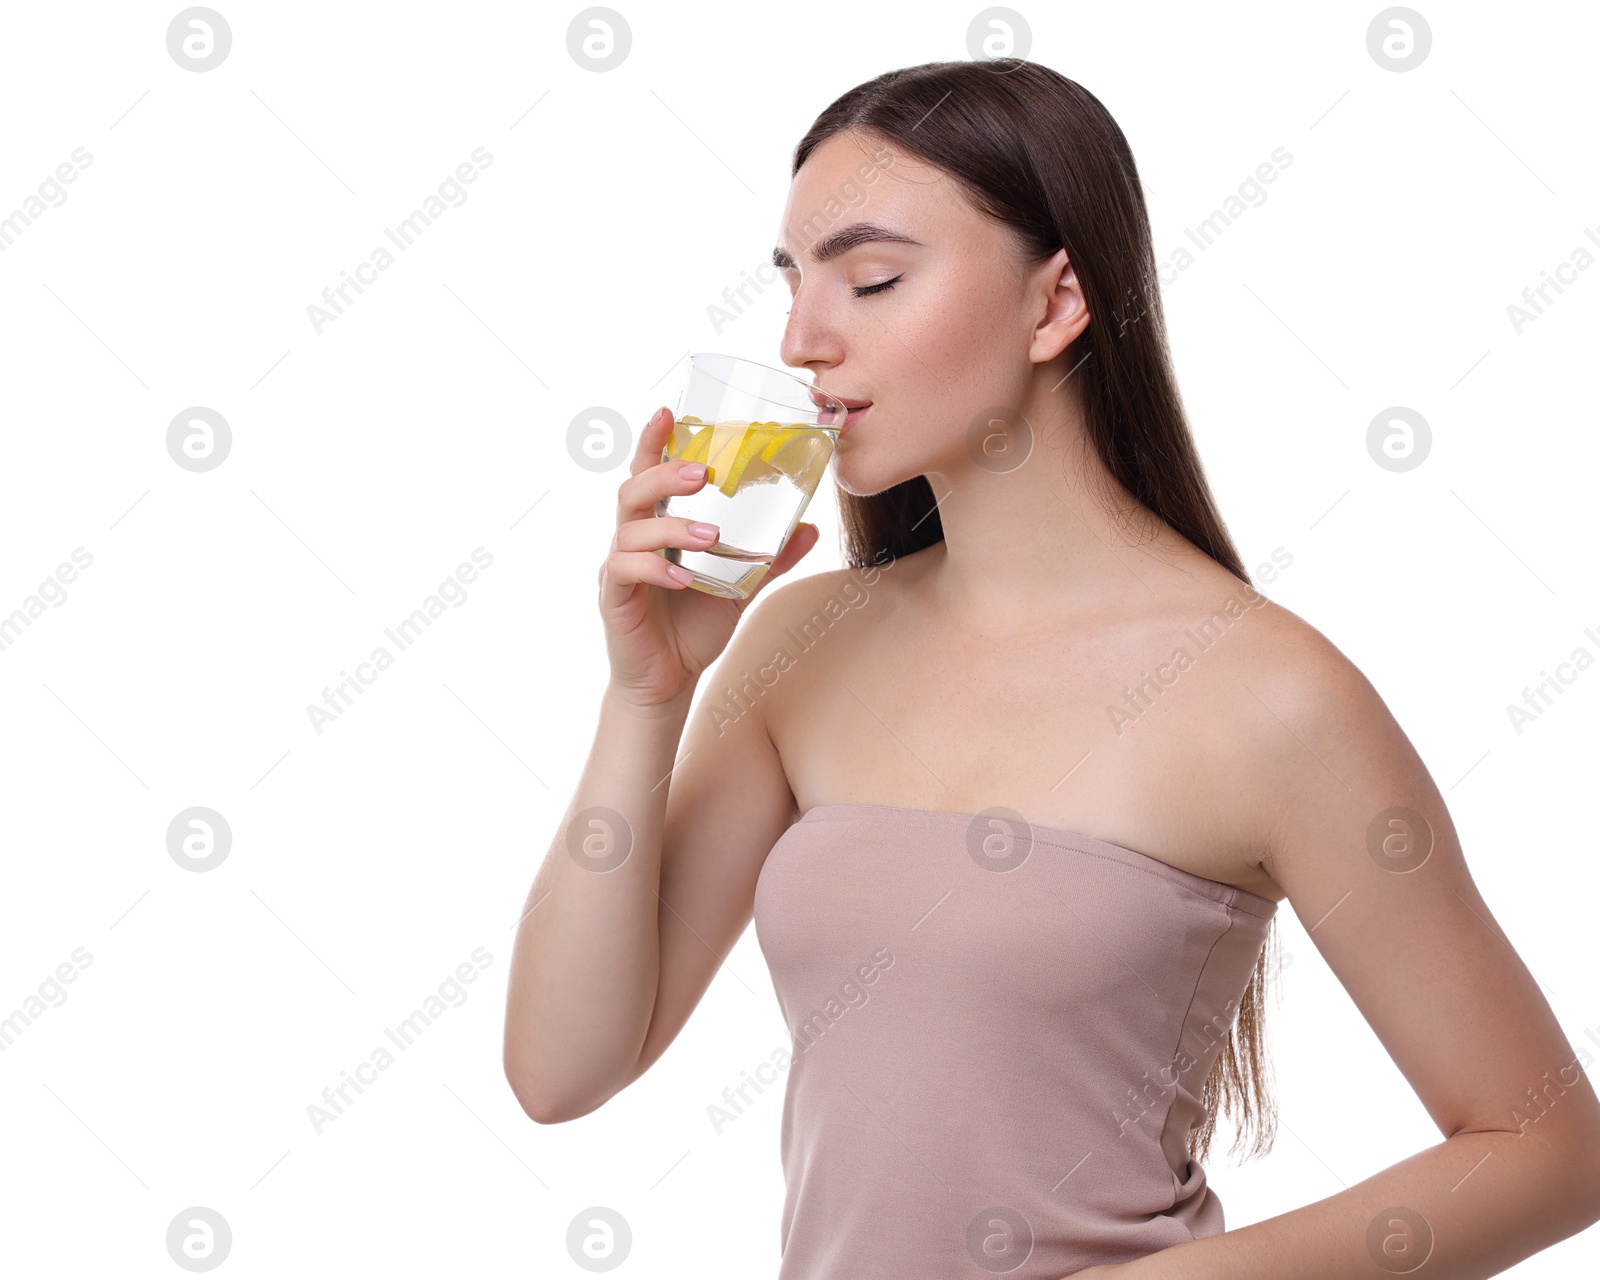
[852,275,902,298]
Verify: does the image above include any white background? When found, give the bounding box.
[1,0,1597,1275]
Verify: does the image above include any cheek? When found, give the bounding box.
[842,272,1030,474]
[897,273,1018,385]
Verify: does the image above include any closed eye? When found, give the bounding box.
[852,274,902,298]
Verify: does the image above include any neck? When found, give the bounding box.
[917,383,1205,632]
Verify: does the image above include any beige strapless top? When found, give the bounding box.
[752,802,1277,1278]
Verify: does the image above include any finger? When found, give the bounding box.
[599,548,693,611]
[616,454,708,526]
[773,521,819,577]
[628,406,675,479]
[614,514,719,554]
[745,522,818,603]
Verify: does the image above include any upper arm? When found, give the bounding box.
[1247,617,1600,1175]
[619,573,824,1090]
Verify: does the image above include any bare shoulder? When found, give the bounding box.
[1218,591,1434,873]
[731,554,910,669]
[711,555,912,769]
[1229,594,1392,729]
[764,554,912,616]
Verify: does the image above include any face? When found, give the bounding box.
[774,130,1082,496]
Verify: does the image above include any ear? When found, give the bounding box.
[1028,247,1091,364]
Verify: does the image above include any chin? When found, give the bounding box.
[831,457,927,500]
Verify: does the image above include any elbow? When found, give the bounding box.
[508,1074,581,1125]
[503,1048,569,1124]
[511,1085,573,1126]
[504,1057,619,1126]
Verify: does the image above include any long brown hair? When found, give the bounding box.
[791,59,1278,1164]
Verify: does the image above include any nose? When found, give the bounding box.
[778,280,843,374]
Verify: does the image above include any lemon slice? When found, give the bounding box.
[677,424,715,464]
[704,423,749,486]
[717,423,786,497]
[757,427,806,462]
[676,421,830,498]
[764,430,833,492]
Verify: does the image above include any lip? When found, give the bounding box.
[808,386,870,421]
[840,403,872,433]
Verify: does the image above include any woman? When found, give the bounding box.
[505,60,1600,1277]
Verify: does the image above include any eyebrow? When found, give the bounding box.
[771,222,924,271]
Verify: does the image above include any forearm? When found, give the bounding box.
[503,681,696,1121]
[1117,1129,1600,1279]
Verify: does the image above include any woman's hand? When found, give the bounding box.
[598,405,820,711]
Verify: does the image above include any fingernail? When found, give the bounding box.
[680,462,706,479]
[689,522,718,540]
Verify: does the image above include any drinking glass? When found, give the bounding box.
[655,353,845,599]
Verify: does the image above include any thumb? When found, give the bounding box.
[758,522,820,590]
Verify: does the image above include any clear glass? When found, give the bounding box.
[655,353,845,599]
